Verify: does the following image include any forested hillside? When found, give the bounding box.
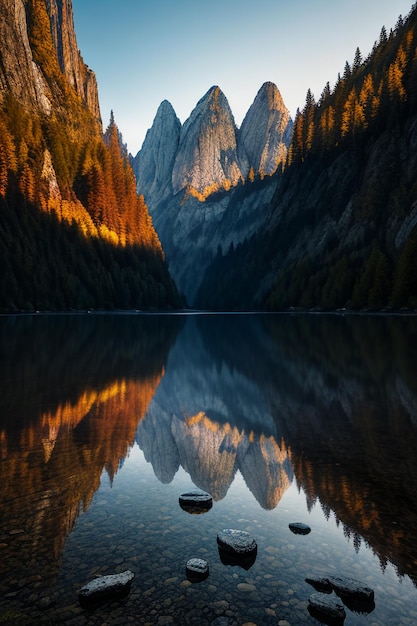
[196,6,417,311]
[0,0,182,311]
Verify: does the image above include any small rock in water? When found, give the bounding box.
[308,592,346,624]
[328,576,375,613]
[217,529,257,555]
[289,522,311,535]
[179,490,213,514]
[78,570,135,607]
[217,529,257,570]
[186,558,209,582]
[305,576,333,593]
[327,576,374,601]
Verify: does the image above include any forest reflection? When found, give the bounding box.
[1,312,417,591]
[0,314,181,590]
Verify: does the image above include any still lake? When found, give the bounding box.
[1,312,417,625]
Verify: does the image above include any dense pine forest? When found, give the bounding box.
[196,6,417,311]
[0,0,182,311]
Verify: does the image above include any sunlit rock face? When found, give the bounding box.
[239,82,292,177]
[133,100,181,206]
[0,0,46,111]
[0,0,100,122]
[46,0,101,121]
[172,86,244,198]
[171,412,241,501]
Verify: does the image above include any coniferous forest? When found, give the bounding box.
[196,7,417,311]
[0,0,183,312]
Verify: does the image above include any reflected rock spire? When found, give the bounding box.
[237,434,293,510]
[171,412,241,500]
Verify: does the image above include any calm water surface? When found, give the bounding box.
[1,312,417,625]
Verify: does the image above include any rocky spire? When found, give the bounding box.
[133,100,181,205]
[172,86,244,198]
[239,81,292,177]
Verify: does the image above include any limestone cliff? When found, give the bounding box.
[0,0,47,111]
[46,0,101,121]
[0,0,100,123]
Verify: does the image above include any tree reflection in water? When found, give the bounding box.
[1,311,417,616]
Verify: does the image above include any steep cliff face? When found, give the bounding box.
[0,0,48,112]
[0,0,100,123]
[45,0,100,121]
[239,81,292,177]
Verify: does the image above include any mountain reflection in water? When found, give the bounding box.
[1,312,417,613]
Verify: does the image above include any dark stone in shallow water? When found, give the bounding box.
[186,557,209,582]
[217,529,257,569]
[305,576,333,593]
[328,576,375,613]
[289,522,311,535]
[78,570,134,607]
[306,575,375,614]
[179,490,213,514]
[327,576,374,602]
[308,592,346,624]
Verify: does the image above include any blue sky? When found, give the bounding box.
[72,0,414,155]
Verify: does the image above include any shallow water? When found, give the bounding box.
[1,312,417,625]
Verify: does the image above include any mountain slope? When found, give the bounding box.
[0,0,182,311]
[196,7,417,311]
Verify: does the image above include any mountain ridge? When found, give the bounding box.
[132,81,292,304]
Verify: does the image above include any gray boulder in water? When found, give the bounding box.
[217,529,257,569]
[308,592,346,623]
[78,570,135,607]
[186,557,209,582]
[217,528,257,555]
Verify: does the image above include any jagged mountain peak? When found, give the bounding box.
[258,81,286,108]
[133,97,181,203]
[239,80,292,177]
[172,85,244,197]
[131,81,293,303]
[156,98,177,116]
